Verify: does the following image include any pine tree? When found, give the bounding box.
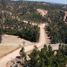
[28,46,40,67]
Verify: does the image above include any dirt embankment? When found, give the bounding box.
[64,11,67,23]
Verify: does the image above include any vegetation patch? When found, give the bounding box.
[0,19,40,42]
[46,10,67,44]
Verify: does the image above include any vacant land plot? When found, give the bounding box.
[0,46,19,58]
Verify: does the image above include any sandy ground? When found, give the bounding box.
[36,9,48,17]
[0,35,22,47]
[64,11,67,23]
[0,46,19,58]
[0,34,33,47]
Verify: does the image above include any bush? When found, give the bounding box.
[1,19,40,42]
[19,44,67,67]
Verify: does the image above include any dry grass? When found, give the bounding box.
[0,46,20,58]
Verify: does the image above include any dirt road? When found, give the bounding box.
[0,22,59,67]
[0,9,59,67]
[0,22,50,67]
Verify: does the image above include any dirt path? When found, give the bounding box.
[0,9,56,67]
[0,22,50,67]
[0,48,21,67]
[0,22,59,67]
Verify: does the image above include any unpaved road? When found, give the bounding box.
[0,48,21,67]
[0,23,51,67]
[64,11,67,22]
